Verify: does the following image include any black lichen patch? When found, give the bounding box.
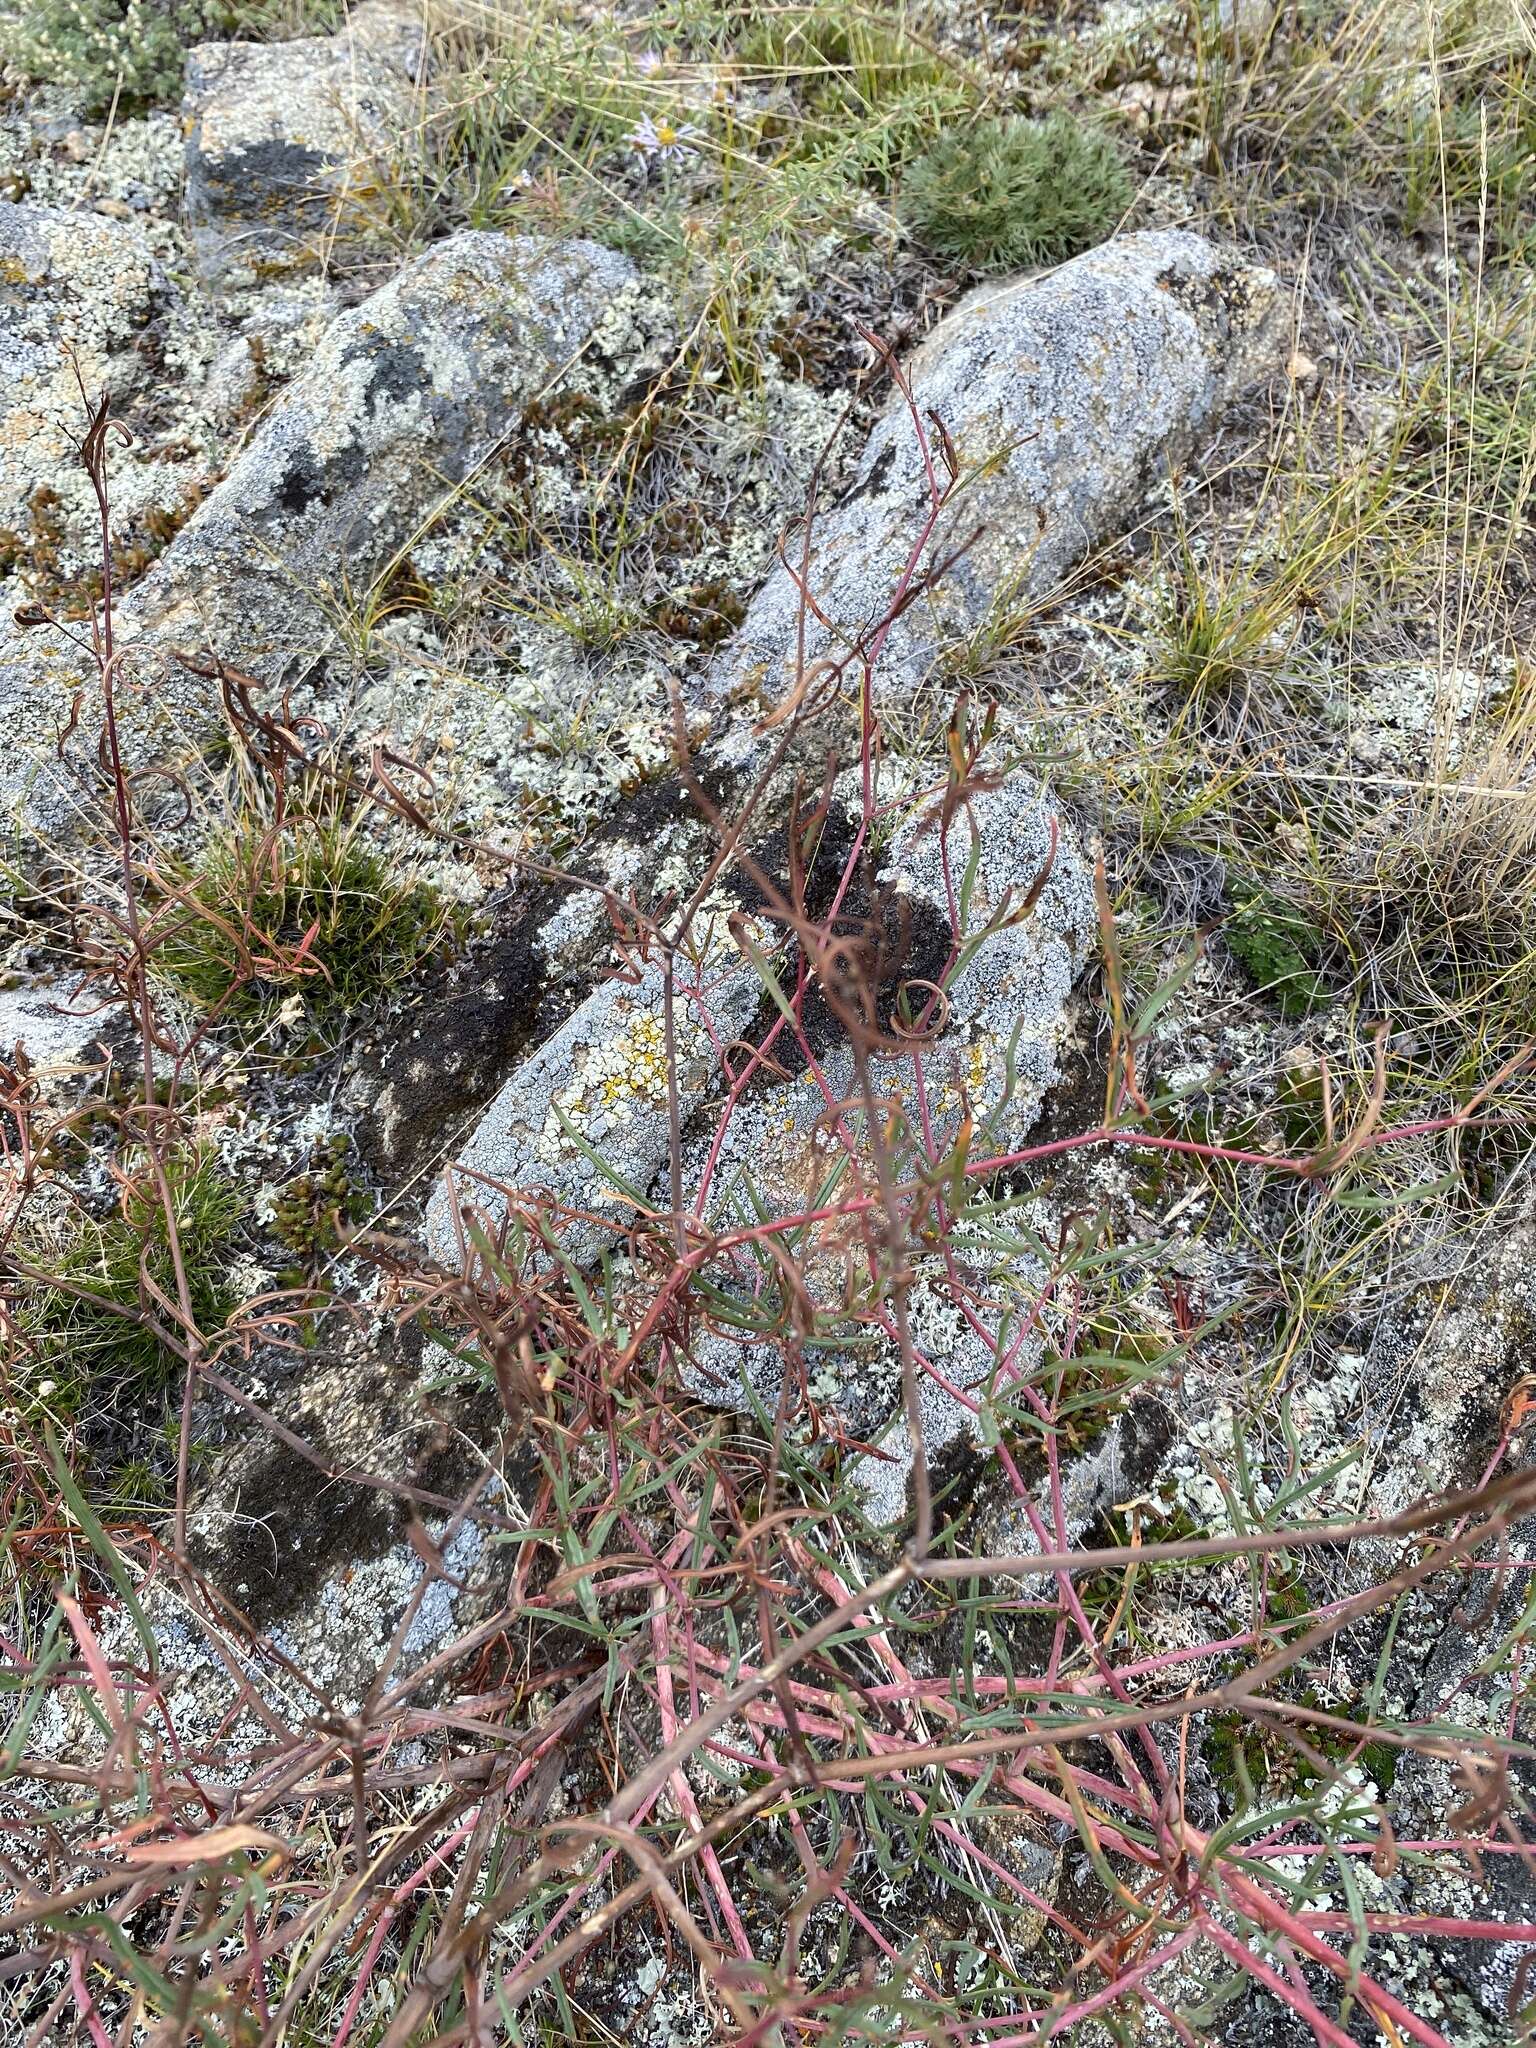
[1028,1038,1109,1151]
[191,1433,401,1631]
[273,452,318,515]
[266,443,358,520]
[858,438,900,501]
[352,767,741,1184]
[614,758,739,844]
[200,138,332,214]
[347,337,433,416]
[927,1430,992,1532]
[1115,1391,1177,1495]
[350,877,574,1185]
[735,806,955,1084]
[260,424,370,522]
[1156,259,1270,345]
[187,1335,505,1634]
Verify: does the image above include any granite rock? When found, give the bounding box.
[675,774,1097,1522]
[183,0,427,281]
[426,944,765,1274]
[428,769,1098,1526]
[0,199,208,587]
[704,229,1286,741]
[0,978,107,1080]
[0,230,634,839]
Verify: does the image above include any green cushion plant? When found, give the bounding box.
[900,112,1132,274]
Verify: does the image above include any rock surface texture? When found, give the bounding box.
[183,0,426,280]
[0,230,633,838]
[677,778,1097,1520]
[424,233,1279,1516]
[1,200,173,514]
[704,228,1286,737]
[0,199,212,588]
[426,945,766,1273]
[0,979,107,1080]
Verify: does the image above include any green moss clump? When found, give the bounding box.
[16,1154,240,1414]
[649,579,747,648]
[1360,1740,1399,1793]
[271,1134,367,1265]
[1224,891,1328,1017]
[899,113,1131,274]
[1205,1710,1271,1806]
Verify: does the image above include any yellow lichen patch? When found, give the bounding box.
[596,1012,670,1108]
[548,1004,702,1148]
[920,1030,1004,1131]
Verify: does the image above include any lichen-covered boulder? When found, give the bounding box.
[146,230,632,661]
[675,774,1096,1522]
[346,776,728,1185]
[0,199,170,478]
[427,770,1097,1528]
[426,948,766,1273]
[183,0,426,280]
[0,230,635,838]
[26,1324,513,1758]
[704,229,1286,733]
[688,776,1095,1233]
[0,200,209,589]
[1349,1176,1536,1536]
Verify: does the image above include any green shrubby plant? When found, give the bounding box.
[0,0,220,111]
[16,1153,239,1413]
[152,812,453,1026]
[1224,888,1328,1017]
[736,3,974,185]
[0,0,336,114]
[899,111,1131,272]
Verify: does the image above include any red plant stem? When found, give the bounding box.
[648,1585,756,1963]
[1199,1918,1363,2048]
[1298,1912,1536,1938]
[1215,1861,1462,2048]
[68,1947,113,2048]
[988,1924,1208,2045]
[330,1817,480,2048]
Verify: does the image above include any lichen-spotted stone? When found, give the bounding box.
[702,228,1287,753]
[182,0,427,283]
[0,229,635,839]
[425,944,765,1273]
[673,774,1097,1525]
[429,770,1097,1528]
